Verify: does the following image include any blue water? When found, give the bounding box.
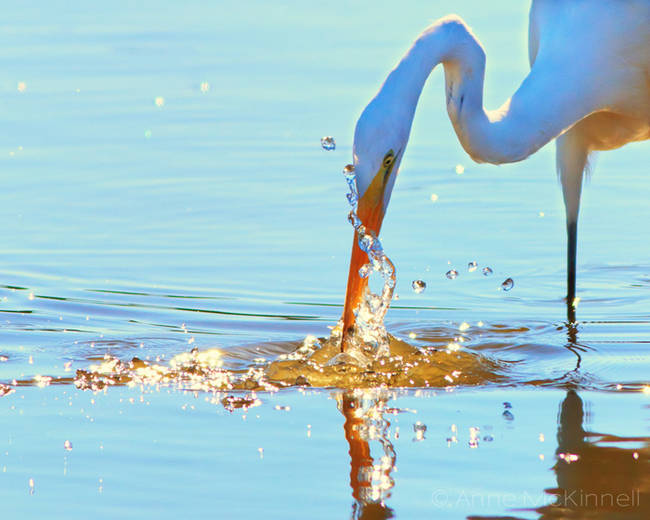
[1,1,648,518]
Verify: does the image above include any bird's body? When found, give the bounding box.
[341,0,649,348]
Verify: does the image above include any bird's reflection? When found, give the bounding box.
[334,386,647,519]
[559,319,591,378]
[537,389,649,518]
[337,390,396,520]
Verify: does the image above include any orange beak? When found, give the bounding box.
[340,168,390,352]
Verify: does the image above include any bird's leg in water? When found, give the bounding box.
[566,220,578,324]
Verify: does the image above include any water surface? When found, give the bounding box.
[1,1,649,518]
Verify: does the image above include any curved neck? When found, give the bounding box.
[379,16,599,165]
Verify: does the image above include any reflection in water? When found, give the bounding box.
[561,321,589,378]
[537,389,649,518]
[463,390,649,520]
[337,390,397,520]
[335,389,648,520]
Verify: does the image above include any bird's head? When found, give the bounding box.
[340,98,411,347]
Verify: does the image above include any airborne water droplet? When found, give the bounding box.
[411,280,426,293]
[358,232,374,253]
[321,136,336,151]
[347,211,361,229]
[482,267,493,276]
[468,261,478,272]
[64,440,73,451]
[359,263,372,279]
[446,269,458,280]
[501,278,514,291]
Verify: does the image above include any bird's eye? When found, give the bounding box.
[383,153,394,168]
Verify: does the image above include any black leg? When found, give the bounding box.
[566,220,577,323]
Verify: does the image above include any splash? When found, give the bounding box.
[336,164,396,360]
[69,333,506,393]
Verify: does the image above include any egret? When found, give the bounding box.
[341,1,649,349]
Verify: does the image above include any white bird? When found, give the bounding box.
[341,0,649,348]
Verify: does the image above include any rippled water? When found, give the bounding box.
[1,1,649,518]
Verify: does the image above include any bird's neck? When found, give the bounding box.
[378,17,491,159]
[376,16,598,165]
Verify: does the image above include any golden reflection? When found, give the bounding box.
[337,390,396,520]
[466,390,648,520]
[536,389,649,518]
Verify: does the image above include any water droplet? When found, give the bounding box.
[483,435,494,442]
[347,210,360,228]
[17,82,26,92]
[411,280,426,293]
[380,262,395,280]
[358,263,372,279]
[482,267,493,276]
[455,164,465,174]
[503,402,512,409]
[320,136,336,151]
[430,193,439,202]
[469,426,480,448]
[341,159,396,358]
[413,421,427,441]
[358,232,375,253]
[502,410,514,421]
[501,278,514,291]
[154,96,165,107]
[369,294,383,313]
[467,261,478,272]
[200,81,210,93]
[64,440,72,451]
[446,269,458,280]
